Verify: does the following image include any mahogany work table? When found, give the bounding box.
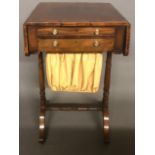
[23,2,130,143]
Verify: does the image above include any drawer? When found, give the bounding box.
[37,27,115,38]
[38,38,114,53]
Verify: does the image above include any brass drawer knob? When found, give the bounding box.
[93,40,100,47]
[95,29,99,35]
[53,28,58,35]
[53,40,58,47]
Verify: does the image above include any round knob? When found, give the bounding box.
[53,28,58,35]
[94,40,100,47]
[95,29,99,35]
[53,40,58,47]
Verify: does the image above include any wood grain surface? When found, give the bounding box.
[25,3,129,27]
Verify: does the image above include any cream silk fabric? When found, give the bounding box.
[46,53,103,93]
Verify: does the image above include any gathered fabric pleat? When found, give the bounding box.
[46,53,103,93]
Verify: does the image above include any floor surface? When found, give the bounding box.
[20,60,134,155]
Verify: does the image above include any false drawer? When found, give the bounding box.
[38,38,115,53]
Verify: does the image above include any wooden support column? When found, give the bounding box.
[103,52,112,143]
[38,52,46,143]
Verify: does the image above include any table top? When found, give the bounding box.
[25,2,129,27]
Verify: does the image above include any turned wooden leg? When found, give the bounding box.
[103,52,112,143]
[38,52,46,143]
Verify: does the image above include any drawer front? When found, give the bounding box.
[38,38,114,53]
[37,27,115,38]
